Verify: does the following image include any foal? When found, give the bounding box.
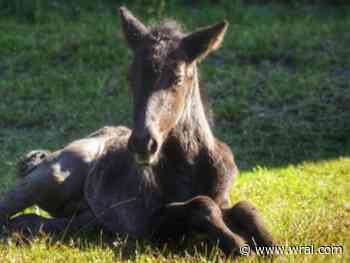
[0,7,275,257]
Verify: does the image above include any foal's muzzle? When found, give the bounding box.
[128,130,159,166]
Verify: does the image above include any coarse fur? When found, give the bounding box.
[0,7,275,258]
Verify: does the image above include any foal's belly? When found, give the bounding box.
[84,145,164,238]
[102,195,161,238]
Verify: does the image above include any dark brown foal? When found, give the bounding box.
[0,7,276,258]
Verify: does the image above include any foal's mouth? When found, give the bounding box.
[134,153,158,167]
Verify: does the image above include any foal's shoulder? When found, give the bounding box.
[214,139,236,169]
[205,139,238,207]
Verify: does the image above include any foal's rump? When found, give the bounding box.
[19,128,127,216]
[0,126,130,222]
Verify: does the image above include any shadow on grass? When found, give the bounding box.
[2,227,226,261]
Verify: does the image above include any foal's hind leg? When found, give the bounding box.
[8,210,98,237]
[0,174,44,225]
[222,200,275,254]
[16,149,51,178]
[0,159,61,225]
[152,196,245,257]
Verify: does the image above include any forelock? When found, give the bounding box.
[149,20,185,41]
[134,20,185,74]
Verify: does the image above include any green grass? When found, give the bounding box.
[0,1,349,262]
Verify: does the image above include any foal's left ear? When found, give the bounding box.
[181,21,228,63]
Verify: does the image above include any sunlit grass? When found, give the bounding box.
[0,158,348,262]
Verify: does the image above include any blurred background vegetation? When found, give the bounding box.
[0,0,349,171]
[0,0,349,23]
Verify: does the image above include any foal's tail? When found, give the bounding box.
[16,150,51,178]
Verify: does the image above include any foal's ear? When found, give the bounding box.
[119,6,148,50]
[181,21,228,63]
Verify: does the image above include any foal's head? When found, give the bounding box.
[120,7,228,165]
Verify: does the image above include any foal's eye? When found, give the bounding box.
[174,71,184,84]
[174,64,185,83]
[172,75,181,86]
[168,68,182,86]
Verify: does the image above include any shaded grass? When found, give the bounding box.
[0,1,349,262]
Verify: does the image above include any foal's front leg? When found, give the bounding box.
[152,196,245,257]
[222,200,275,255]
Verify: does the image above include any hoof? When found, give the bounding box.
[17,150,51,177]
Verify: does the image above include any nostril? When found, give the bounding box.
[148,137,158,155]
[129,131,159,157]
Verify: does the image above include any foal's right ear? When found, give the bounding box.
[119,6,148,50]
